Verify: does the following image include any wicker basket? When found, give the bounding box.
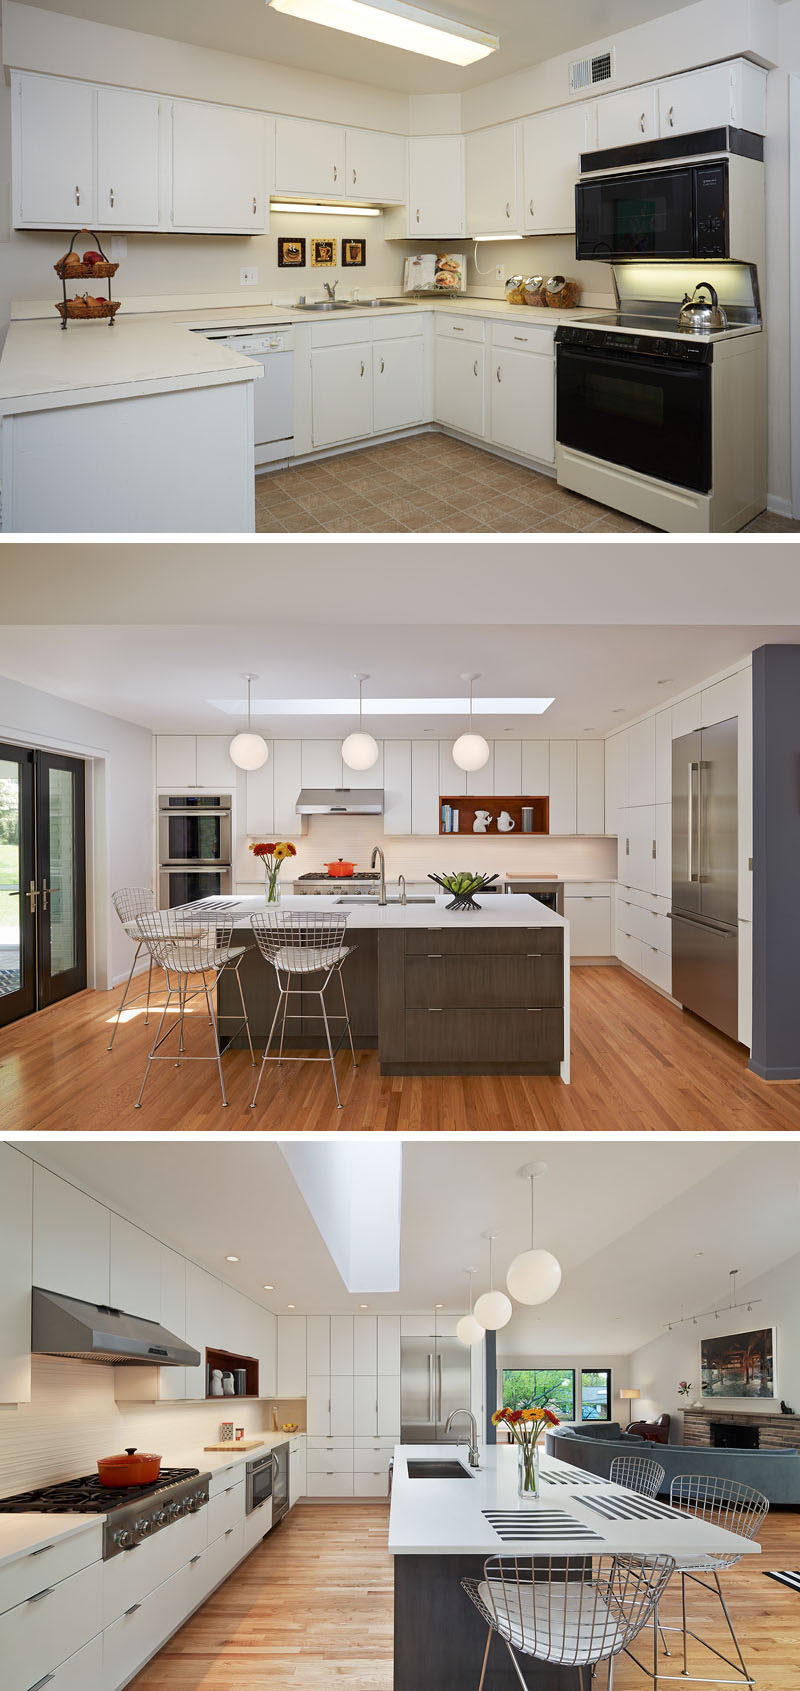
[56,297,121,322]
[54,258,119,280]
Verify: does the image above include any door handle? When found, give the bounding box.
[333,164,338,182]
[26,880,39,914]
[667,105,674,127]
[41,879,50,912]
[688,762,699,882]
[639,113,646,132]
[415,208,420,223]
[506,201,511,218]
[380,358,385,373]
[353,168,357,184]
[529,198,534,216]
[360,361,365,377]
[253,196,257,215]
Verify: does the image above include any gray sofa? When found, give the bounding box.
[546,1425,800,1506]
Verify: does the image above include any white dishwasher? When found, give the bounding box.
[197,325,295,466]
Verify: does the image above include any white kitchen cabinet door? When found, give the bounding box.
[346,127,406,202]
[434,338,485,438]
[33,1166,109,1305]
[14,72,95,227]
[411,740,440,836]
[627,717,656,807]
[159,1246,187,1401]
[306,1315,331,1375]
[312,344,372,448]
[466,122,519,236]
[522,101,596,234]
[657,62,755,139]
[196,737,236,789]
[345,743,384,788]
[576,741,605,834]
[354,1373,378,1437]
[330,1374,354,1436]
[564,894,613,957]
[354,1315,377,1376]
[604,730,628,847]
[655,709,672,804]
[377,1374,401,1437]
[595,84,659,152]
[0,1146,32,1404]
[306,1374,330,1436]
[156,735,196,789]
[272,740,304,837]
[670,692,702,739]
[373,336,425,434]
[103,1563,185,1691]
[330,1315,354,1374]
[490,347,554,465]
[377,1315,401,1374]
[439,738,467,797]
[257,1307,277,1398]
[277,1314,307,1396]
[466,743,494,797]
[109,1215,161,1321]
[383,740,412,835]
[522,741,550,796]
[654,801,671,899]
[97,87,160,229]
[185,1263,225,1400]
[2,1560,103,1691]
[172,100,267,232]
[622,805,657,895]
[493,740,522,795]
[548,742,577,834]
[275,116,345,198]
[246,759,274,835]
[408,135,465,235]
[301,740,343,790]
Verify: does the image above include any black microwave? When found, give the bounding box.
[575,160,728,262]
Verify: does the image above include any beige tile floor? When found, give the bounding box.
[255,434,799,535]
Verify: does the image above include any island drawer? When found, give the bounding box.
[405,953,563,1010]
[404,1007,563,1064]
[404,928,562,957]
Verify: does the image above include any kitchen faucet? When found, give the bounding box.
[445,1409,481,1469]
[397,873,407,906]
[323,280,338,301]
[371,845,387,905]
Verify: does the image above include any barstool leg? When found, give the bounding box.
[712,1572,753,1684]
[477,1626,493,1691]
[251,985,284,1109]
[107,942,141,1050]
[175,974,187,1063]
[232,962,255,1063]
[135,984,173,1108]
[205,979,228,1107]
[319,986,342,1108]
[278,973,291,1064]
[653,1600,660,1691]
[680,1574,688,1676]
[144,954,153,1025]
[338,965,357,1069]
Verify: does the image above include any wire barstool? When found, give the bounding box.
[133,908,254,1109]
[626,1474,768,1690]
[462,1552,675,1691]
[107,887,159,1051]
[610,1455,666,1498]
[249,910,357,1110]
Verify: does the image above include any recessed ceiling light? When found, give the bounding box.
[267,0,499,67]
[359,1303,369,1310]
[583,727,595,733]
[434,1302,444,1309]
[225,1254,240,1263]
[287,1302,296,1310]
[263,1283,275,1291]
[656,678,674,686]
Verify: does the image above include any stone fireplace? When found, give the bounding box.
[683,1408,800,1449]
[711,1420,760,1449]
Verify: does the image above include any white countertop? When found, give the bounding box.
[387,1446,762,1559]
[193,893,567,930]
[0,1513,104,1569]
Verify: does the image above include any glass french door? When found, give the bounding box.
[0,743,87,1029]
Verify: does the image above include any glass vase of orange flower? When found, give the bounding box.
[249,840,297,903]
[491,1402,560,1501]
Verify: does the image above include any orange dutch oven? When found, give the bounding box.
[97,1447,162,1487]
[324,859,356,878]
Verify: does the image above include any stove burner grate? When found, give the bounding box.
[0,1467,200,1514]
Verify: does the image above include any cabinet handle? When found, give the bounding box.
[626,839,630,855]
[29,1545,53,1557]
[75,184,80,205]
[427,952,442,958]
[496,365,502,382]
[109,188,115,208]
[353,168,357,184]
[27,1677,55,1691]
[513,335,527,342]
[253,196,257,215]
[428,1006,443,1013]
[224,1485,235,1494]
[473,359,479,376]
[125,1603,142,1617]
[190,1555,202,1564]
[526,1008,543,1014]
[453,325,464,332]
[333,164,338,182]
[380,357,385,373]
[529,198,534,216]
[415,207,420,223]
[360,360,365,377]
[526,952,543,958]
[639,113,646,132]
[667,105,674,127]
[652,840,657,859]
[225,1528,233,1537]
[28,1587,54,1603]
[506,201,511,218]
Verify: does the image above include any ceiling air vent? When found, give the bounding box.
[569,48,616,94]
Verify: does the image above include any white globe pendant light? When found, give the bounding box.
[342,673,379,772]
[473,1232,512,1331]
[452,672,490,773]
[506,1162,562,1306]
[456,1267,484,1347]
[229,673,269,772]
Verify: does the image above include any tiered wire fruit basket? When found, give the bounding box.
[54,230,120,329]
[428,871,500,912]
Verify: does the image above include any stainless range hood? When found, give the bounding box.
[31,1287,201,1367]
[296,787,384,815]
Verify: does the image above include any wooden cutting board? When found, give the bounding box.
[203,1439,266,1451]
[504,870,560,879]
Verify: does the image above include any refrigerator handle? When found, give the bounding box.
[427,1353,433,1422]
[437,1352,443,1421]
[688,762,699,882]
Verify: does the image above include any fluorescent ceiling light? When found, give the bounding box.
[268,0,498,65]
[272,200,382,216]
[211,695,555,716]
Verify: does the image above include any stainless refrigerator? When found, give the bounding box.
[671,716,739,1041]
[400,1333,472,1444]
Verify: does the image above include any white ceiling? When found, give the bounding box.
[14,0,718,95]
[1,620,797,737]
[15,1140,800,1353]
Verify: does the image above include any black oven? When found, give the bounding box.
[556,326,713,494]
[246,1450,274,1514]
[575,161,728,262]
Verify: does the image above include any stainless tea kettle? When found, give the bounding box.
[679,282,728,333]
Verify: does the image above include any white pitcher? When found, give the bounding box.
[497,811,516,832]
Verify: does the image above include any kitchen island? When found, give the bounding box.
[207,894,570,1081]
[388,1445,760,1691]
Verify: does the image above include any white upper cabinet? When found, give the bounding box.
[548,742,577,834]
[109,1215,162,1321]
[408,136,465,236]
[466,121,520,236]
[383,740,412,836]
[595,83,659,151]
[655,709,672,805]
[196,737,236,789]
[331,1315,354,1375]
[657,60,766,139]
[172,99,267,232]
[522,101,596,234]
[301,740,343,790]
[97,87,160,229]
[307,1315,331,1375]
[576,741,605,834]
[344,742,385,789]
[0,1146,32,1404]
[13,71,95,227]
[627,717,656,807]
[345,127,406,202]
[522,741,550,796]
[272,739,306,837]
[185,1263,225,1399]
[410,739,440,836]
[158,1246,188,1402]
[156,736,196,789]
[377,1314,401,1374]
[246,757,275,835]
[604,731,628,841]
[274,116,346,198]
[439,739,467,796]
[354,1315,377,1376]
[277,1314,307,1396]
[33,1166,110,1306]
[493,739,522,796]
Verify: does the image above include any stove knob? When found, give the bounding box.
[134,1517,152,1542]
[113,1528,133,1550]
[185,1494,198,1513]
[172,1498,186,1518]
[152,1508,168,1528]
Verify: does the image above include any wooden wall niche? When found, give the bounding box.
[439,794,550,836]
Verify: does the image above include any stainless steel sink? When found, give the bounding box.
[334,895,436,906]
[406,1460,473,1480]
[294,300,355,311]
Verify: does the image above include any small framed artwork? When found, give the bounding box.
[278,237,306,268]
[311,237,337,267]
[342,237,367,268]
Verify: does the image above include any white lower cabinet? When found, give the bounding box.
[616,885,672,996]
[103,1561,187,1691]
[2,1560,103,1691]
[311,343,372,448]
[307,1437,354,1496]
[103,1510,206,1629]
[289,1435,307,1505]
[434,336,485,438]
[564,891,613,957]
[44,1633,104,1691]
[243,1497,273,1555]
[207,1476,245,1543]
[204,1520,245,1591]
[354,1438,394,1497]
[489,338,554,465]
[373,336,425,434]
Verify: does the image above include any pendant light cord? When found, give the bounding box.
[530,1175,535,1250]
[246,676,252,734]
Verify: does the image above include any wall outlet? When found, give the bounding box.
[111,237,128,259]
[495,265,505,283]
[240,267,259,286]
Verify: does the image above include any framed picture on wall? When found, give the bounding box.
[342,238,367,267]
[277,237,306,268]
[700,1327,776,1399]
[311,237,337,267]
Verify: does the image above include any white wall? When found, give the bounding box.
[628,1249,800,1440]
[0,670,153,986]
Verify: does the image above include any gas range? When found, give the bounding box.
[0,1468,210,1560]
[294,871,380,896]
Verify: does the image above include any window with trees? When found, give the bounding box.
[581,1369,612,1420]
[502,1368,575,1419]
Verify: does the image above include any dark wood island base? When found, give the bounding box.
[394,1554,586,1690]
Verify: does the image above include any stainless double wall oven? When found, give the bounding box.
[157,793,233,908]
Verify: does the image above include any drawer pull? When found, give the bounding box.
[27,1676,55,1691]
[453,325,464,332]
[125,1602,142,1617]
[428,1006,443,1013]
[190,1554,202,1564]
[526,1008,543,1014]
[225,1528,233,1537]
[29,1544,53,1557]
[224,1485,235,1494]
[427,952,442,958]
[28,1587,55,1603]
[513,335,527,342]
[526,952,543,958]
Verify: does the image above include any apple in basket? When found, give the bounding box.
[83,249,105,268]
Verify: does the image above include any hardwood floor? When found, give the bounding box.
[130,1501,800,1691]
[3,963,799,1132]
